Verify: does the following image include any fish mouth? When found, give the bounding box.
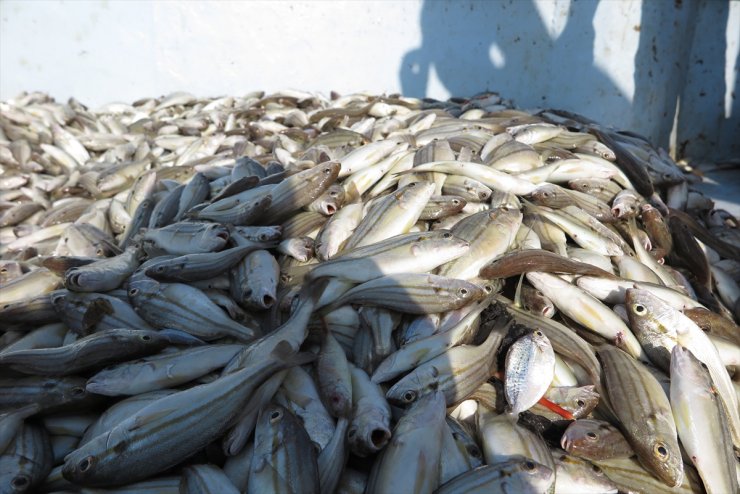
[560,436,572,451]
[85,381,109,395]
[370,428,391,449]
[261,294,276,309]
[65,270,82,288]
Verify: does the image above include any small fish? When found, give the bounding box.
[560,419,633,461]
[505,330,555,415]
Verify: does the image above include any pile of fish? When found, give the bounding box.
[1,89,740,494]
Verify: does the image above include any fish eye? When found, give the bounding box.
[402,390,417,403]
[452,199,460,205]
[140,334,152,341]
[269,410,282,422]
[459,288,468,296]
[129,288,139,297]
[408,182,417,187]
[442,232,452,239]
[654,443,668,457]
[156,266,164,272]
[468,446,482,458]
[329,191,338,197]
[632,303,646,315]
[586,431,597,440]
[592,465,603,474]
[534,330,543,337]
[576,399,585,407]
[78,456,95,472]
[11,475,30,489]
[71,387,86,396]
[524,460,536,471]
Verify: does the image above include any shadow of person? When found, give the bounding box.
[400,0,631,128]
[673,0,733,160]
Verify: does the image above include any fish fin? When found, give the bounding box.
[270,340,316,367]
[158,328,206,346]
[625,216,640,243]
[537,396,575,420]
[82,298,114,330]
[130,407,177,430]
[513,273,525,309]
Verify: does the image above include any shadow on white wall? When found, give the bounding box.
[399,0,739,161]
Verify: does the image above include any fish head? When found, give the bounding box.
[641,437,684,488]
[529,329,552,352]
[126,278,160,304]
[49,290,68,312]
[62,426,128,485]
[518,458,555,488]
[255,404,290,445]
[648,162,685,187]
[319,184,345,215]
[63,268,87,290]
[257,226,283,242]
[386,381,422,406]
[624,289,674,335]
[386,366,441,406]
[197,224,229,252]
[305,161,341,191]
[451,431,484,465]
[60,379,92,404]
[84,376,113,396]
[5,472,32,493]
[396,181,435,206]
[625,288,680,341]
[145,259,187,279]
[348,409,392,457]
[529,184,567,207]
[448,280,486,307]
[565,385,600,418]
[560,420,614,456]
[522,291,555,318]
[410,231,470,259]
